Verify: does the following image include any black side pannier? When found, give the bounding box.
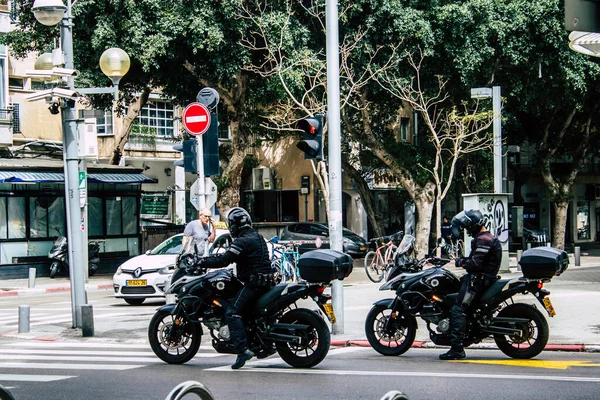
[297,249,353,283]
[519,247,569,279]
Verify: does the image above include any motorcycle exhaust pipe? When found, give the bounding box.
[264,332,302,343]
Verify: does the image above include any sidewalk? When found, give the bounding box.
[2,251,600,353]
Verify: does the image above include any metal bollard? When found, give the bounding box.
[547,242,552,247]
[28,267,36,288]
[574,246,581,266]
[516,250,523,271]
[526,242,532,250]
[81,304,94,337]
[18,305,30,333]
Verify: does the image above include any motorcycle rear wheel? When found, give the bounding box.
[364,251,385,283]
[49,261,60,279]
[493,303,549,359]
[148,309,202,364]
[365,304,416,356]
[88,262,98,277]
[275,308,330,368]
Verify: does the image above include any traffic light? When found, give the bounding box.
[297,115,323,160]
[173,139,197,173]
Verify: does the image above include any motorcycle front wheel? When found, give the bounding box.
[148,309,202,364]
[49,261,60,279]
[365,304,416,356]
[275,308,330,368]
[493,303,549,359]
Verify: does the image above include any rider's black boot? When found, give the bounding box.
[231,349,254,369]
[439,347,466,360]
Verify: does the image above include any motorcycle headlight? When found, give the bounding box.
[115,267,122,275]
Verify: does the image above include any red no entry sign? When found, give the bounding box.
[182,102,211,136]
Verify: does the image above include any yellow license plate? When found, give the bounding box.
[542,297,556,317]
[359,247,367,251]
[323,303,336,324]
[126,279,147,287]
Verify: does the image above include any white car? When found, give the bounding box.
[113,229,231,305]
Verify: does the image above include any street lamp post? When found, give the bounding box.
[471,86,504,193]
[31,0,130,329]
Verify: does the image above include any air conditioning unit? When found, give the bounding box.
[252,167,273,190]
[78,118,98,159]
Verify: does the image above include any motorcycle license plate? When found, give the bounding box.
[542,297,556,317]
[323,303,336,324]
[126,279,147,287]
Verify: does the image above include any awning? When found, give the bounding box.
[0,171,157,184]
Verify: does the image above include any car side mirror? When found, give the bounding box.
[145,250,151,255]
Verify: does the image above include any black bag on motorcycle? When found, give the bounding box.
[297,249,353,283]
[519,247,569,279]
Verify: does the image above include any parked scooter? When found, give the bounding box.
[48,236,100,278]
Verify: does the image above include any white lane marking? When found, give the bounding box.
[0,362,143,370]
[4,342,151,349]
[0,354,162,363]
[0,349,156,356]
[0,374,75,382]
[203,367,600,383]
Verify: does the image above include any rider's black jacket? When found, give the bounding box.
[458,231,502,277]
[199,228,272,283]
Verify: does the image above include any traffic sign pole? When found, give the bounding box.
[196,137,206,210]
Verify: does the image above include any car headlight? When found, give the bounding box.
[115,267,122,275]
[158,266,173,275]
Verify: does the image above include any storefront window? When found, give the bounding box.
[106,197,123,235]
[88,197,103,236]
[123,197,137,234]
[0,197,6,239]
[577,201,590,240]
[8,197,26,238]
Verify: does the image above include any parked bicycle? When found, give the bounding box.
[364,232,403,283]
[269,237,301,283]
[440,237,463,259]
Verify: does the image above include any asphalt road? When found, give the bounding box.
[1,288,600,400]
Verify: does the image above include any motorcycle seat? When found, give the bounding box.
[254,282,309,315]
[479,278,511,304]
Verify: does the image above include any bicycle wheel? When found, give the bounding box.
[364,251,385,283]
[271,259,286,284]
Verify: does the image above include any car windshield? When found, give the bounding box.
[151,236,183,255]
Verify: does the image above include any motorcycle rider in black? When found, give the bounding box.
[194,207,274,369]
[439,209,502,360]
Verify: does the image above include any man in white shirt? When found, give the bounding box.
[182,208,216,256]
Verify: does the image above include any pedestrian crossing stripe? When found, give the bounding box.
[449,359,600,369]
[0,374,75,382]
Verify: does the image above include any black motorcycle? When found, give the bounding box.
[149,249,353,368]
[48,236,100,278]
[365,246,568,359]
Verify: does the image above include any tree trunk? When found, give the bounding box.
[552,201,569,250]
[413,182,436,257]
[342,159,385,238]
[109,86,151,165]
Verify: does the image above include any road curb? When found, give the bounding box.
[330,340,600,353]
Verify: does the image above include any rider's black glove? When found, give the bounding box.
[455,258,466,269]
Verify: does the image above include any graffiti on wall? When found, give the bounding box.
[481,197,510,244]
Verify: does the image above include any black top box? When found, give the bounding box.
[297,249,353,283]
[519,247,569,279]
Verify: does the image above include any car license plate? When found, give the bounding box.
[542,297,556,317]
[359,247,367,251]
[126,279,147,287]
[323,303,336,324]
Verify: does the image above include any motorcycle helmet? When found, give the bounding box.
[451,209,485,237]
[226,207,252,238]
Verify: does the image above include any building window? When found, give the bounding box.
[132,100,175,137]
[8,77,23,89]
[400,118,410,142]
[577,201,590,240]
[11,103,20,133]
[7,197,26,239]
[103,196,138,236]
[0,56,5,110]
[96,110,113,136]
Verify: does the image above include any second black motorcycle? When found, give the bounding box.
[149,249,353,368]
[48,236,100,278]
[365,246,568,359]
